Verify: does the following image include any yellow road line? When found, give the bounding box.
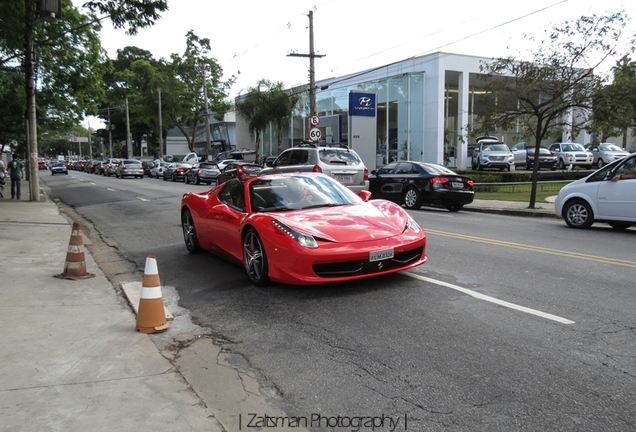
[424,228,636,268]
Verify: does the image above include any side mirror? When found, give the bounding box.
[359,190,372,202]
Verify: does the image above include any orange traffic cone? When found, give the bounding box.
[54,221,96,280]
[136,255,170,334]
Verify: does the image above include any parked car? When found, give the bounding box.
[369,161,474,212]
[260,143,368,193]
[587,143,629,168]
[526,147,557,170]
[49,162,68,175]
[141,160,155,177]
[104,158,121,177]
[215,159,239,171]
[180,173,427,285]
[163,162,191,182]
[216,161,262,185]
[471,136,515,171]
[94,160,107,175]
[554,153,636,229]
[115,159,144,178]
[150,161,170,179]
[548,143,594,169]
[510,142,531,168]
[184,162,220,185]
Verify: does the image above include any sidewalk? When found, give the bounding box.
[0,184,225,432]
[0,180,557,431]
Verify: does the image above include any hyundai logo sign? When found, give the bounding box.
[349,92,376,117]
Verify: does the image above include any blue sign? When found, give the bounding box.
[349,92,376,117]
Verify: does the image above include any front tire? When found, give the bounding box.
[243,229,270,286]
[597,159,605,168]
[182,208,203,253]
[563,199,594,229]
[558,159,566,170]
[403,187,422,209]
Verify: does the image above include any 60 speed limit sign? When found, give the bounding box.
[309,127,322,142]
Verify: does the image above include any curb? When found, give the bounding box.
[463,206,560,219]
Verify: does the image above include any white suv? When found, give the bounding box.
[260,143,369,192]
[471,136,515,171]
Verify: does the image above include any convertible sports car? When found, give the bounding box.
[181,173,427,285]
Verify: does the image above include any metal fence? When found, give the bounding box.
[473,180,573,194]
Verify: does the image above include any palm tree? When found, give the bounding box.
[235,79,300,158]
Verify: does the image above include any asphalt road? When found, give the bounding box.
[43,170,636,432]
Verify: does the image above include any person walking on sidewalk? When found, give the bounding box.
[7,154,25,200]
[0,159,6,198]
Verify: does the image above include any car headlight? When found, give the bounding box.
[272,220,318,248]
[405,214,421,233]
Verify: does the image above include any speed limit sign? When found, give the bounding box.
[309,127,322,142]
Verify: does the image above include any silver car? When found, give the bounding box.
[471,136,515,171]
[548,143,594,169]
[260,143,368,193]
[115,159,144,178]
[587,143,629,168]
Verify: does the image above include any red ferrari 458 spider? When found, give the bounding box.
[180,173,427,285]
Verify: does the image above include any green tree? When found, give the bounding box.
[477,12,635,208]
[235,79,299,158]
[589,56,636,147]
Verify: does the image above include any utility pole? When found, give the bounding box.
[287,10,325,116]
[25,1,40,201]
[202,68,212,156]
[108,107,113,158]
[125,96,132,158]
[157,88,163,159]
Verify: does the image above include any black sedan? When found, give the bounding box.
[184,162,220,185]
[369,161,474,211]
[526,147,558,170]
[163,162,191,182]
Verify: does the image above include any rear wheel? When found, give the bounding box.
[403,187,422,209]
[608,222,632,230]
[563,199,594,229]
[597,159,605,168]
[181,209,202,253]
[243,229,269,286]
[446,204,463,212]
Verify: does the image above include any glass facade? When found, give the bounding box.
[260,73,426,166]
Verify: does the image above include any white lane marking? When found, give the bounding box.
[137,197,149,201]
[405,273,575,325]
[106,188,117,191]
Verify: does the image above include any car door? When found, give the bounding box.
[368,163,399,201]
[206,179,246,260]
[596,156,636,220]
[511,143,527,166]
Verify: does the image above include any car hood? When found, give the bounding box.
[602,151,629,157]
[482,150,512,156]
[273,200,408,242]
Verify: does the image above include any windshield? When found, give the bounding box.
[482,144,510,152]
[599,144,623,152]
[250,175,360,212]
[562,144,585,152]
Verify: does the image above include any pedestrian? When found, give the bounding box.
[0,158,6,198]
[7,154,25,200]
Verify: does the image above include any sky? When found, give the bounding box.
[77,0,635,127]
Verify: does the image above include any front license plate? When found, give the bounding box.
[335,175,352,183]
[370,248,394,262]
[451,182,464,188]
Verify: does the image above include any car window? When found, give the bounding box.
[484,144,510,152]
[395,163,413,174]
[318,149,361,165]
[218,179,245,211]
[289,149,309,165]
[421,163,456,175]
[599,144,622,152]
[377,163,397,175]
